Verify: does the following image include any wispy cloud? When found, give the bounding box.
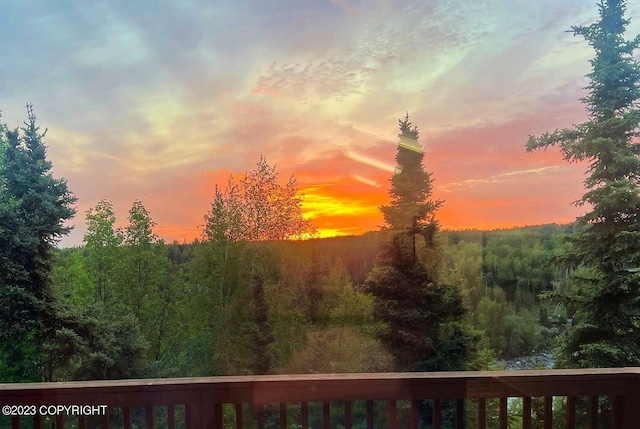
[2,0,633,245]
[439,166,567,192]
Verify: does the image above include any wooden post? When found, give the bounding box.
[618,395,640,429]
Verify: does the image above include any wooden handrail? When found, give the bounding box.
[1,369,640,428]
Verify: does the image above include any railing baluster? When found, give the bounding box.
[235,403,243,429]
[78,415,86,429]
[101,410,109,429]
[389,400,397,429]
[11,416,19,429]
[544,396,553,429]
[323,402,330,429]
[366,400,374,429]
[411,400,420,429]
[280,402,287,429]
[433,399,441,429]
[566,396,576,429]
[523,397,532,429]
[185,404,191,429]
[56,414,64,429]
[146,406,154,429]
[34,414,42,429]
[499,398,507,429]
[256,403,265,429]
[620,393,640,426]
[188,400,216,429]
[611,395,622,429]
[214,403,223,429]
[477,398,486,429]
[301,402,308,429]
[345,401,352,429]
[588,396,598,429]
[456,399,464,429]
[167,405,175,429]
[124,407,131,429]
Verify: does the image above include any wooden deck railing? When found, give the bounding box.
[2,368,640,429]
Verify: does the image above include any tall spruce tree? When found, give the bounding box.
[366,115,472,372]
[526,0,640,367]
[0,104,77,381]
[381,114,442,234]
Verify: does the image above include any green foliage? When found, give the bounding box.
[250,274,274,374]
[49,306,148,381]
[51,248,93,308]
[114,200,184,375]
[0,329,39,382]
[473,290,554,360]
[48,200,188,379]
[46,224,567,378]
[439,227,574,360]
[526,0,640,367]
[481,227,565,305]
[439,232,485,310]
[187,239,247,375]
[188,238,283,375]
[194,157,317,375]
[0,105,77,381]
[475,294,508,352]
[329,267,377,329]
[281,257,393,374]
[282,327,392,373]
[114,201,167,318]
[84,199,123,305]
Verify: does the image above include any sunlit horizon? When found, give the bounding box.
[59,177,581,248]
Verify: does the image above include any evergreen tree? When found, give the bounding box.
[0,104,77,381]
[366,236,472,371]
[366,115,473,373]
[526,0,640,367]
[381,114,442,234]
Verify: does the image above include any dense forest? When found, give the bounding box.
[0,106,572,383]
[48,223,572,379]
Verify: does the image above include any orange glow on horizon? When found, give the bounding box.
[150,176,582,243]
[149,149,585,244]
[152,212,579,244]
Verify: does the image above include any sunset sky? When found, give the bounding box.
[2,0,640,247]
